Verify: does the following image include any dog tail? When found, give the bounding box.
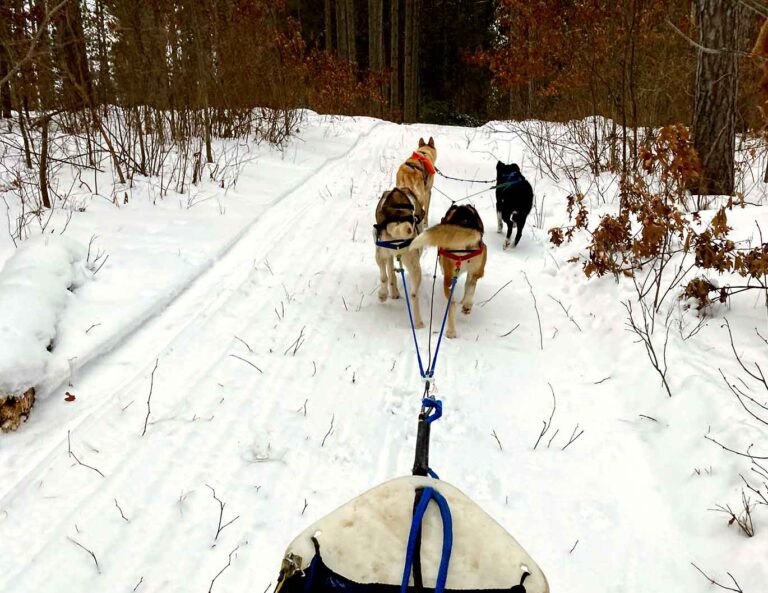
[410,224,482,251]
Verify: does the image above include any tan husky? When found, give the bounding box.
[396,137,437,227]
[409,204,487,338]
[373,188,425,328]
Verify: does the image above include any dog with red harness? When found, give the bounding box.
[409,204,487,338]
[396,137,437,227]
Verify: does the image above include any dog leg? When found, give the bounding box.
[404,255,424,328]
[514,213,527,246]
[446,301,457,338]
[503,212,516,250]
[461,273,480,314]
[376,251,389,302]
[387,257,401,299]
[496,209,503,233]
[443,267,458,338]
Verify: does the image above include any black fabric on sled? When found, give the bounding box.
[278,539,529,593]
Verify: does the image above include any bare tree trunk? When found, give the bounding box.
[336,0,348,60]
[403,0,418,122]
[390,0,401,117]
[38,116,51,209]
[54,0,94,110]
[368,0,383,71]
[345,0,357,65]
[324,0,334,53]
[368,0,383,114]
[0,51,10,118]
[691,0,743,196]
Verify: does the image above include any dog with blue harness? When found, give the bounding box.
[495,162,533,249]
[374,187,426,329]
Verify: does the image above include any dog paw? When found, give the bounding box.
[497,226,503,234]
[461,304,472,315]
[391,293,401,300]
[446,329,457,339]
[378,290,388,302]
[414,320,425,329]
[503,239,511,250]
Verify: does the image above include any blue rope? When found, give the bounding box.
[427,468,440,479]
[421,398,442,424]
[398,266,427,378]
[426,275,458,379]
[400,488,453,593]
[398,264,458,381]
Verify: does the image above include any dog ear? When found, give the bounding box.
[496,161,503,171]
[427,137,435,148]
[511,163,521,172]
[418,137,425,147]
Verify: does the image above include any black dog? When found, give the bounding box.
[495,162,533,249]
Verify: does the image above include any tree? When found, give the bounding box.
[691,0,746,196]
[390,0,401,116]
[403,0,418,122]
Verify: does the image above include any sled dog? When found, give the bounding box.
[495,161,533,249]
[396,137,437,227]
[409,204,487,338]
[373,187,425,328]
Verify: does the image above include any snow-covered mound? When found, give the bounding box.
[0,236,88,397]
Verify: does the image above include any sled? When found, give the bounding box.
[275,475,549,593]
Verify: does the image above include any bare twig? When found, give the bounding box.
[141,359,159,436]
[321,414,335,447]
[229,354,263,374]
[234,336,253,353]
[562,424,585,451]
[206,485,240,542]
[284,326,306,356]
[548,295,583,332]
[67,536,101,574]
[705,432,768,460]
[690,563,744,592]
[67,431,105,478]
[499,324,520,338]
[569,540,579,554]
[208,545,241,593]
[491,429,503,452]
[523,273,543,350]
[114,498,129,522]
[533,384,556,450]
[479,278,515,307]
[85,323,101,334]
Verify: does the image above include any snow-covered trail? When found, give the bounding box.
[0,118,764,592]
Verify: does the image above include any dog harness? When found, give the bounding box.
[437,204,485,268]
[499,170,524,186]
[406,152,436,186]
[374,188,423,250]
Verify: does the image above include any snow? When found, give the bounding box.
[0,112,766,592]
[0,236,88,396]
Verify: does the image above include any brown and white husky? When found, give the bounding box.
[410,204,487,338]
[373,187,426,328]
[396,137,437,227]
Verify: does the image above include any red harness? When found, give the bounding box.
[438,246,484,268]
[410,152,436,176]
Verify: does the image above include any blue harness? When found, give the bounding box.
[499,171,524,186]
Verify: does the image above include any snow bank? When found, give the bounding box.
[0,236,88,397]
